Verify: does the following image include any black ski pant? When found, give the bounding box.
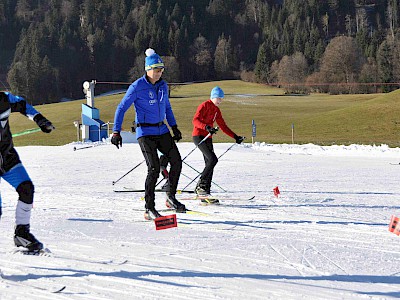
[193,136,218,192]
[138,133,181,210]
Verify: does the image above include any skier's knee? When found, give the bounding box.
[210,156,218,167]
[169,153,182,168]
[148,166,160,180]
[16,181,34,204]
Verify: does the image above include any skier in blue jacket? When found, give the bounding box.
[112,48,186,220]
[0,91,54,252]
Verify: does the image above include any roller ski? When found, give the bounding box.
[195,186,220,205]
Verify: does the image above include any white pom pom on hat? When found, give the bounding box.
[145,48,155,57]
[144,48,164,70]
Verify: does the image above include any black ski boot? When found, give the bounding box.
[195,181,211,197]
[144,208,162,221]
[14,224,43,252]
[165,193,186,212]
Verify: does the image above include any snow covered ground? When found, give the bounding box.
[1,142,400,299]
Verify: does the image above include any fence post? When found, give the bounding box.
[291,123,294,144]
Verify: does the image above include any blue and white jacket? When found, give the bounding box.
[0,92,41,174]
[113,75,176,139]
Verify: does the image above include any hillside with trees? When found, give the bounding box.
[1,0,400,104]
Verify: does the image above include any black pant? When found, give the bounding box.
[193,136,218,192]
[138,133,182,209]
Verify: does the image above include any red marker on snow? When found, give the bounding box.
[273,186,280,198]
[389,215,400,236]
[155,214,177,230]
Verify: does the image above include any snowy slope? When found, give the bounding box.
[0,142,400,299]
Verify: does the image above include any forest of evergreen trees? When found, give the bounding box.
[1,0,400,104]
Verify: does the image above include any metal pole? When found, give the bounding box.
[181,161,227,192]
[181,131,213,162]
[181,142,238,192]
[291,123,294,144]
[112,160,145,185]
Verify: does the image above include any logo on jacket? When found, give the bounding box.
[148,91,156,105]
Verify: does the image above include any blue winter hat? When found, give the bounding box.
[210,86,224,99]
[145,48,164,71]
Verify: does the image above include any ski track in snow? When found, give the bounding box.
[1,142,400,299]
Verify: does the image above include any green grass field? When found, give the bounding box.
[10,80,400,147]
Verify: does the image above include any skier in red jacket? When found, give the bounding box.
[192,86,244,204]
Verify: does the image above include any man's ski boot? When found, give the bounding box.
[195,185,210,196]
[165,193,186,212]
[14,224,43,252]
[200,198,220,206]
[144,208,162,221]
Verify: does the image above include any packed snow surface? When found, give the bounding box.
[1,142,400,299]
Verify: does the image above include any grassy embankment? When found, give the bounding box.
[10,80,400,147]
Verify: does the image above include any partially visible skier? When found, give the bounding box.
[0,91,55,252]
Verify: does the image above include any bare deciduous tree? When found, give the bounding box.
[277,52,308,94]
[359,57,379,93]
[319,36,364,93]
[162,56,180,83]
[189,35,213,80]
[214,34,236,79]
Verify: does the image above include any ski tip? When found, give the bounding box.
[185,210,209,216]
[53,286,66,293]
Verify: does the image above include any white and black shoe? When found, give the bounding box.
[195,186,210,196]
[165,193,186,212]
[14,224,43,252]
[144,209,162,221]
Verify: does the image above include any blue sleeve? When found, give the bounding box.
[113,85,136,132]
[6,93,40,119]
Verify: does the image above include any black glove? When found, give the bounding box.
[33,114,54,133]
[171,125,182,142]
[205,125,218,135]
[234,134,245,144]
[111,131,122,149]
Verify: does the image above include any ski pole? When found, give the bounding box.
[73,143,107,151]
[215,141,238,160]
[73,145,96,151]
[181,141,239,192]
[112,160,145,185]
[181,127,218,162]
[181,161,227,192]
[12,128,41,137]
[155,171,193,190]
